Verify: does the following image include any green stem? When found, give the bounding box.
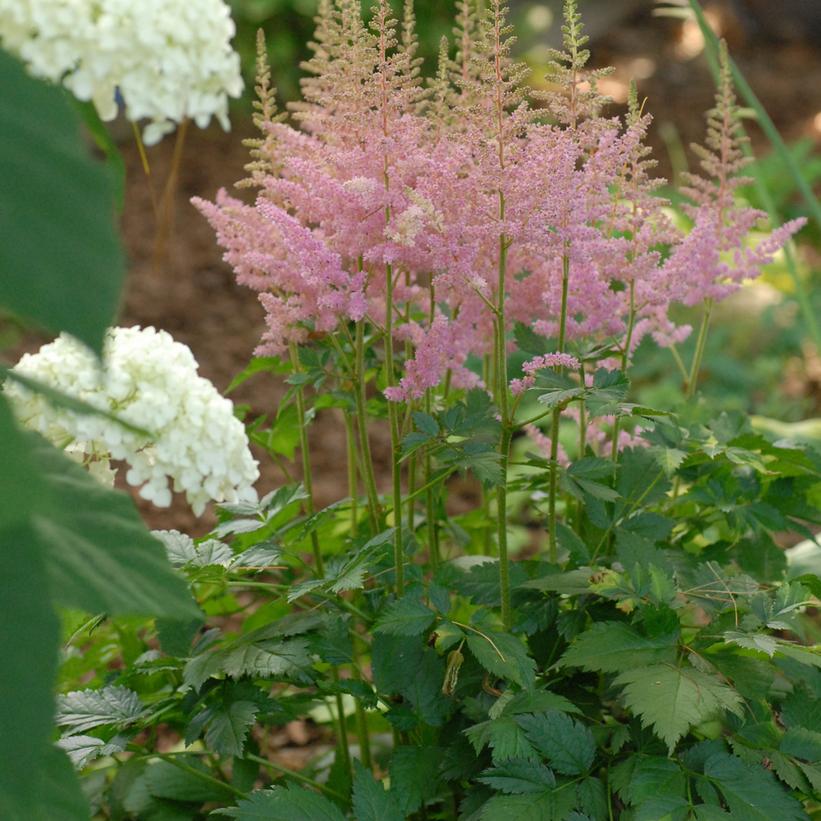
[343,410,359,538]
[385,262,404,597]
[686,298,713,399]
[576,361,587,533]
[610,279,636,465]
[244,753,346,801]
[155,754,246,798]
[354,321,382,530]
[424,388,441,571]
[669,343,689,382]
[289,345,323,577]
[547,249,571,563]
[495,192,512,630]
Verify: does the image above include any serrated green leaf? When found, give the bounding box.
[156,530,234,568]
[374,594,436,637]
[704,752,808,821]
[623,757,686,806]
[560,622,677,673]
[57,734,127,770]
[780,727,821,762]
[220,639,313,681]
[389,746,441,815]
[516,711,595,775]
[309,616,353,665]
[205,702,259,758]
[466,631,536,689]
[352,760,403,821]
[477,759,555,794]
[400,647,451,727]
[56,686,144,735]
[478,788,577,820]
[465,717,537,764]
[372,634,426,694]
[615,665,744,753]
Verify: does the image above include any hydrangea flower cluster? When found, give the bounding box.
[0,0,243,144]
[195,0,803,405]
[4,327,259,515]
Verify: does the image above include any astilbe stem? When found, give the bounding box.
[343,409,374,771]
[287,344,352,781]
[353,321,382,532]
[288,344,323,577]
[547,248,570,563]
[385,262,405,597]
[496,198,512,630]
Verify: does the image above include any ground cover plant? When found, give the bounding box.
[1,1,821,819]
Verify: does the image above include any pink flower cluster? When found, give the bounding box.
[510,353,581,396]
[195,1,803,398]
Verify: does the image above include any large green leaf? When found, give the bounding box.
[28,435,200,619]
[352,761,404,821]
[466,630,536,689]
[0,401,60,818]
[703,752,808,821]
[615,665,744,752]
[217,786,346,820]
[560,621,677,673]
[56,686,144,735]
[0,523,60,820]
[0,51,122,353]
[374,594,436,637]
[516,711,595,776]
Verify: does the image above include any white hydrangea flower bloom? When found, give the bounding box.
[0,0,243,144]
[4,327,259,515]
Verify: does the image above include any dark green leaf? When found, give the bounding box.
[389,746,441,815]
[466,631,536,689]
[205,702,259,758]
[477,760,555,794]
[560,622,677,673]
[374,594,436,637]
[29,436,200,619]
[704,752,808,821]
[352,760,403,821]
[0,51,122,352]
[517,711,595,775]
[615,665,744,753]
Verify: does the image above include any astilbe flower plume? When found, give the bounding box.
[663,41,805,309]
[196,0,803,402]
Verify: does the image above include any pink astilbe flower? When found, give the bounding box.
[195,0,803,404]
[524,423,569,468]
[510,352,581,395]
[662,42,804,313]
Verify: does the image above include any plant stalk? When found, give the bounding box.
[384,262,405,596]
[547,249,570,563]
